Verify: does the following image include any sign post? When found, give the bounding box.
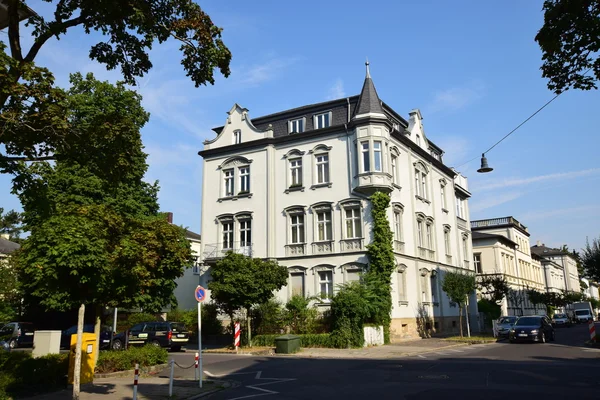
[194,285,207,388]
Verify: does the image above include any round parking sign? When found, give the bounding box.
[195,285,207,303]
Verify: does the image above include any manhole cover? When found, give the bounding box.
[418,375,449,380]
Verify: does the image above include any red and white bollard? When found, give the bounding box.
[194,352,199,380]
[133,363,139,400]
[589,319,596,341]
[234,322,241,352]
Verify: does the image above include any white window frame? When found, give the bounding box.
[288,118,305,134]
[397,265,408,303]
[391,154,398,185]
[316,210,333,242]
[426,221,433,250]
[343,206,362,239]
[239,166,250,193]
[314,111,332,129]
[315,153,330,184]
[233,130,242,144]
[239,219,252,247]
[444,226,451,255]
[361,141,370,173]
[440,180,447,210]
[318,270,334,300]
[373,141,382,172]
[417,218,424,248]
[223,169,235,197]
[290,213,305,244]
[393,209,402,242]
[462,235,469,262]
[456,196,465,219]
[222,220,234,250]
[414,162,428,200]
[289,158,303,187]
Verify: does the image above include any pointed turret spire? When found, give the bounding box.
[353,59,385,118]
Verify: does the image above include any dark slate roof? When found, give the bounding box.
[531,245,568,257]
[0,237,20,255]
[472,231,517,248]
[185,230,201,241]
[353,64,385,117]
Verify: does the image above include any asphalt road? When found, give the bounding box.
[165,322,600,400]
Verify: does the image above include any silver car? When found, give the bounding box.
[551,313,572,327]
[496,316,518,339]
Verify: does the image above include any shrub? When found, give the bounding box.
[168,304,223,338]
[252,299,285,335]
[330,282,374,348]
[252,333,333,348]
[96,345,168,373]
[284,295,320,334]
[125,312,159,329]
[0,352,68,398]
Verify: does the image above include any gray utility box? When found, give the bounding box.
[32,330,61,358]
[275,334,301,354]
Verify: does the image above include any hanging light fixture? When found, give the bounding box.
[477,153,493,173]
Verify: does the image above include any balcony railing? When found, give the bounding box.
[202,242,253,259]
[471,216,528,232]
[418,247,435,260]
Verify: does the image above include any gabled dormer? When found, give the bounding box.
[203,104,273,150]
[407,109,429,150]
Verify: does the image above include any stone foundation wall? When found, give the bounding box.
[390,315,471,341]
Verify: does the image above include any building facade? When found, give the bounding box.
[530,243,581,293]
[471,217,546,316]
[197,64,478,339]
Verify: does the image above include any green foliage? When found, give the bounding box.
[582,236,600,283]
[0,257,21,321]
[477,275,510,305]
[364,191,395,342]
[535,0,600,94]
[252,334,333,348]
[284,295,320,334]
[526,289,546,312]
[252,299,285,335]
[0,352,68,398]
[13,74,192,315]
[589,298,600,310]
[442,271,476,337]
[0,208,22,239]
[126,313,159,328]
[330,282,376,348]
[477,299,501,325]
[96,345,168,373]
[168,304,223,337]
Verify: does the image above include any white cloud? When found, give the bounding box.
[326,79,345,100]
[234,56,298,87]
[475,168,600,191]
[428,80,485,114]
[470,192,523,213]
[520,205,600,222]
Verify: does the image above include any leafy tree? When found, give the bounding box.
[0,257,22,321]
[13,73,191,339]
[582,236,600,282]
[477,274,510,305]
[526,288,546,313]
[441,271,476,337]
[1,0,231,169]
[590,298,600,311]
[252,299,284,335]
[0,208,23,239]
[330,282,378,348]
[364,191,395,342]
[283,295,320,334]
[535,0,600,94]
[208,252,288,346]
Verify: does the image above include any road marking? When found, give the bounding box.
[417,354,427,359]
[582,348,600,352]
[447,349,464,353]
[204,369,296,400]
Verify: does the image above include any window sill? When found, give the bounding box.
[392,183,402,190]
[398,300,409,306]
[442,208,449,214]
[218,192,253,202]
[415,195,431,204]
[310,182,332,190]
[285,185,305,194]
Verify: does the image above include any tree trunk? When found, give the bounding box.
[459,303,464,337]
[93,305,102,365]
[246,307,252,347]
[72,303,85,400]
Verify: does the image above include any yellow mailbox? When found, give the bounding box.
[68,332,97,384]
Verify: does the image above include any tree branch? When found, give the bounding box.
[7,0,23,61]
[0,154,56,162]
[24,16,86,63]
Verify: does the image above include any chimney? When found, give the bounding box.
[166,212,173,224]
[536,240,541,247]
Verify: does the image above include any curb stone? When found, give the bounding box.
[185,380,233,399]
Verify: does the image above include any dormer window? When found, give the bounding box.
[233,130,242,144]
[289,118,305,133]
[314,112,331,129]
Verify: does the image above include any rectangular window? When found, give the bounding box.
[415,169,421,196]
[421,172,427,199]
[431,275,438,303]
[474,253,482,273]
[291,215,305,243]
[346,269,361,283]
[463,237,469,261]
[289,118,304,133]
[315,113,330,129]
[239,220,251,247]
[426,223,433,250]
[239,167,250,193]
[373,141,382,172]
[316,154,330,184]
[316,211,332,241]
[456,197,465,219]
[361,142,370,172]
[441,184,447,209]
[391,155,398,184]
[233,130,242,144]
[394,211,402,241]
[290,273,304,297]
[417,220,424,247]
[444,229,451,255]
[319,270,333,299]
[345,208,362,238]
[224,169,234,197]
[222,222,233,250]
[398,271,407,301]
[290,159,302,186]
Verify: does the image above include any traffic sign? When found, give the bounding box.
[195,285,207,303]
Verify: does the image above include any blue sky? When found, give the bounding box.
[1,0,599,251]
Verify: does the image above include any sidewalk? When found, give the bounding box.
[27,375,226,400]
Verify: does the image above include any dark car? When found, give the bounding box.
[496,316,518,339]
[0,322,35,349]
[509,315,555,343]
[112,321,189,351]
[60,324,113,350]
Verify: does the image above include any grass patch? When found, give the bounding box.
[0,352,69,398]
[443,335,497,344]
[96,345,168,374]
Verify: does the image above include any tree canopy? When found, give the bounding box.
[535,0,600,93]
[477,274,510,305]
[582,236,600,282]
[14,73,192,313]
[442,271,476,337]
[0,208,23,240]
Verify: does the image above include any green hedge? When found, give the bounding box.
[0,352,68,398]
[96,345,168,373]
[252,333,333,348]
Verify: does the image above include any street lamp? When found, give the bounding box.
[477,153,493,173]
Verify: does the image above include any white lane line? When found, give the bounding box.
[204,369,297,400]
[417,354,427,359]
[447,349,464,353]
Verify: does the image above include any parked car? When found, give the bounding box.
[496,316,518,339]
[509,315,555,343]
[60,324,113,350]
[574,309,593,323]
[0,322,35,349]
[551,313,572,328]
[112,321,189,351]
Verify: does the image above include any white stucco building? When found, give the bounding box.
[197,64,477,339]
[471,217,546,316]
[530,243,581,293]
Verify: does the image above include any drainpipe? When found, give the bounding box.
[347,97,351,122]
